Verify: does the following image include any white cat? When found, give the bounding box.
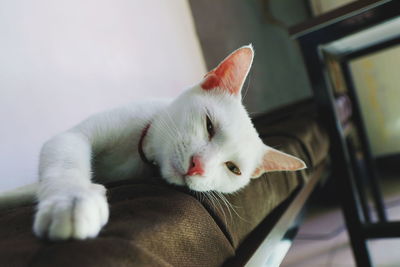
[33,45,306,241]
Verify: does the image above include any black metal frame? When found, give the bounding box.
[291,1,400,266]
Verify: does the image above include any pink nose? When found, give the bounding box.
[186,156,204,176]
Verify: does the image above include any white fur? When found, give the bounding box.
[34,45,304,240]
[34,84,265,240]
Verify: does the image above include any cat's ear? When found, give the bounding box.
[201,45,254,96]
[251,147,306,178]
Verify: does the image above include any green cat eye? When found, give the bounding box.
[225,161,241,175]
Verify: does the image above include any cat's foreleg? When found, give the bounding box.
[33,131,109,240]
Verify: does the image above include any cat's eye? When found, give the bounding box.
[225,161,241,175]
[206,115,215,139]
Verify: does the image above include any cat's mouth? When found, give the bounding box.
[170,162,203,187]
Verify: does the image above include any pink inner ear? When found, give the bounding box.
[201,46,253,95]
[201,73,221,91]
[251,148,306,178]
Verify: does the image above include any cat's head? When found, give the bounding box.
[148,45,306,193]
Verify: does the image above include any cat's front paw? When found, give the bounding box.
[33,183,109,240]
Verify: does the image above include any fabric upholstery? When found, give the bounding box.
[0,100,329,267]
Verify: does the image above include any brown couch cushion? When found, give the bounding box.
[0,102,329,267]
[0,183,235,267]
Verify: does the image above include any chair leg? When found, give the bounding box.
[337,169,373,267]
[331,138,373,267]
[347,138,372,223]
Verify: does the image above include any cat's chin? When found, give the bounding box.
[184,176,213,192]
[163,170,211,192]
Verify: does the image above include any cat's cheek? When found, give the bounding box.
[216,176,251,193]
[160,164,185,186]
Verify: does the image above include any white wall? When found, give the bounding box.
[0,0,206,192]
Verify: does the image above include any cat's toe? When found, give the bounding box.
[33,200,54,238]
[71,195,103,239]
[47,199,74,240]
